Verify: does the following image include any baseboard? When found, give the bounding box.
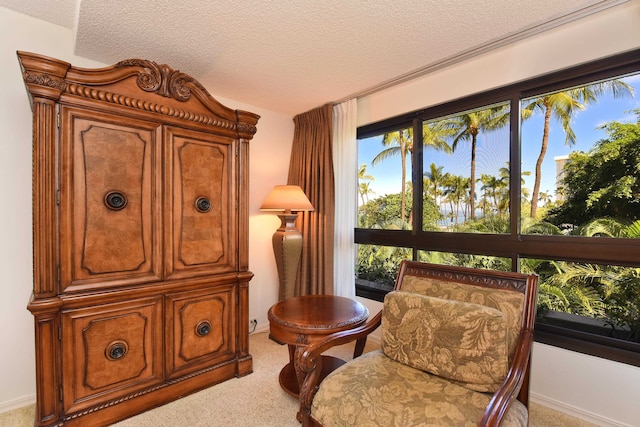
[252,323,270,335]
[0,394,35,414]
[530,392,632,427]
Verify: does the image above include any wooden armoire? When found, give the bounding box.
[18,51,259,426]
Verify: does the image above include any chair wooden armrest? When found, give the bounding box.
[479,330,533,426]
[297,311,382,425]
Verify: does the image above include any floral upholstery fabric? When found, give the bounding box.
[311,350,527,427]
[311,273,530,426]
[400,275,525,360]
[382,291,509,393]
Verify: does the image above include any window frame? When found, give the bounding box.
[354,48,640,367]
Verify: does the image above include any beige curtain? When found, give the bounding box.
[332,99,357,299]
[288,104,335,296]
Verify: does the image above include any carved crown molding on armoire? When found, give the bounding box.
[18,51,259,427]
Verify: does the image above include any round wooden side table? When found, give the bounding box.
[268,295,369,397]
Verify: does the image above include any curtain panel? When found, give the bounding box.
[288,104,335,295]
[332,99,357,299]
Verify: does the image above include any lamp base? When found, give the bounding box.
[272,213,303,301]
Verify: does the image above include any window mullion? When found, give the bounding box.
[510,93,521,239]
[413,118,423,236]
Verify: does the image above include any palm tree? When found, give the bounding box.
[372,129,411,221]
[372,123,451,222]
[497,162,530,215]
[521,80,633,218]
[578,218,640,239]
[440,105,510,219]
[357,164,375,205]
[424,163,446,207]
[479,173,501,215]
[423,121,454,154]
[537,191,553,210]
[521,219,640,341]
[358,182,374,205]
[358,163,375,182]
[544,261,640,341]
[520,217,563,235]
[442,174,470,225]
[573,218,640,340]
[539,262,606,317]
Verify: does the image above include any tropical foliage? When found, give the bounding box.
[357,89,640,343]
[521,80,633,218]
[546,110,640,225]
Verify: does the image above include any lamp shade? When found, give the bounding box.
[260,185,314,212]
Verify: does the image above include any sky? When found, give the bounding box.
[358,73,640,206]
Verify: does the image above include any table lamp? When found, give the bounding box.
[260,185,314,301]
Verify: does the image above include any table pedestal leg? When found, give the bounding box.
[278,353,345,397]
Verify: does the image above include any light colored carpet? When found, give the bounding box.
[0,331,599,427]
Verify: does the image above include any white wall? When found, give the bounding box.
[532,343,640,426]
[0,7,101,411]
[0,6,291,412]
[356,2,640,426]
[358,1,640,125]
[215,94,294,330]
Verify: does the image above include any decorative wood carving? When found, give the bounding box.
[402,263,529,291]
[22,71,67,92]
[115,59,200,101]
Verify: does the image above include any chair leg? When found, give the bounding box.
[354,337,367,358]
[518,358,531,407]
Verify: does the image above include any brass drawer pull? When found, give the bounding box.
[196,320,211,336]
[104,191,127,211]
[195,197,211,213]
[106,340,128,360]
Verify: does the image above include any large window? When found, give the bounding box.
[355,49,640,366]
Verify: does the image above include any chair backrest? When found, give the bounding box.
[380,261,538,394]
[393,260,538,361]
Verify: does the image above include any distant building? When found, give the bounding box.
[554,155,570,202]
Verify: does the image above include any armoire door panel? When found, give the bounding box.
[165,284,236,378]
[61,297,163,414]
[82,125,146,273]
[179,142,224,265]
[165,127,237,279]
[60,107,162,291]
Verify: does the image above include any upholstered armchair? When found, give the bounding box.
[297,261,539,426]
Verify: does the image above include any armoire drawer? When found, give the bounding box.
[165,284,237,378]
[61,296,164,414]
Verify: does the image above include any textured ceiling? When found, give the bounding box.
[0,0,623,115]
